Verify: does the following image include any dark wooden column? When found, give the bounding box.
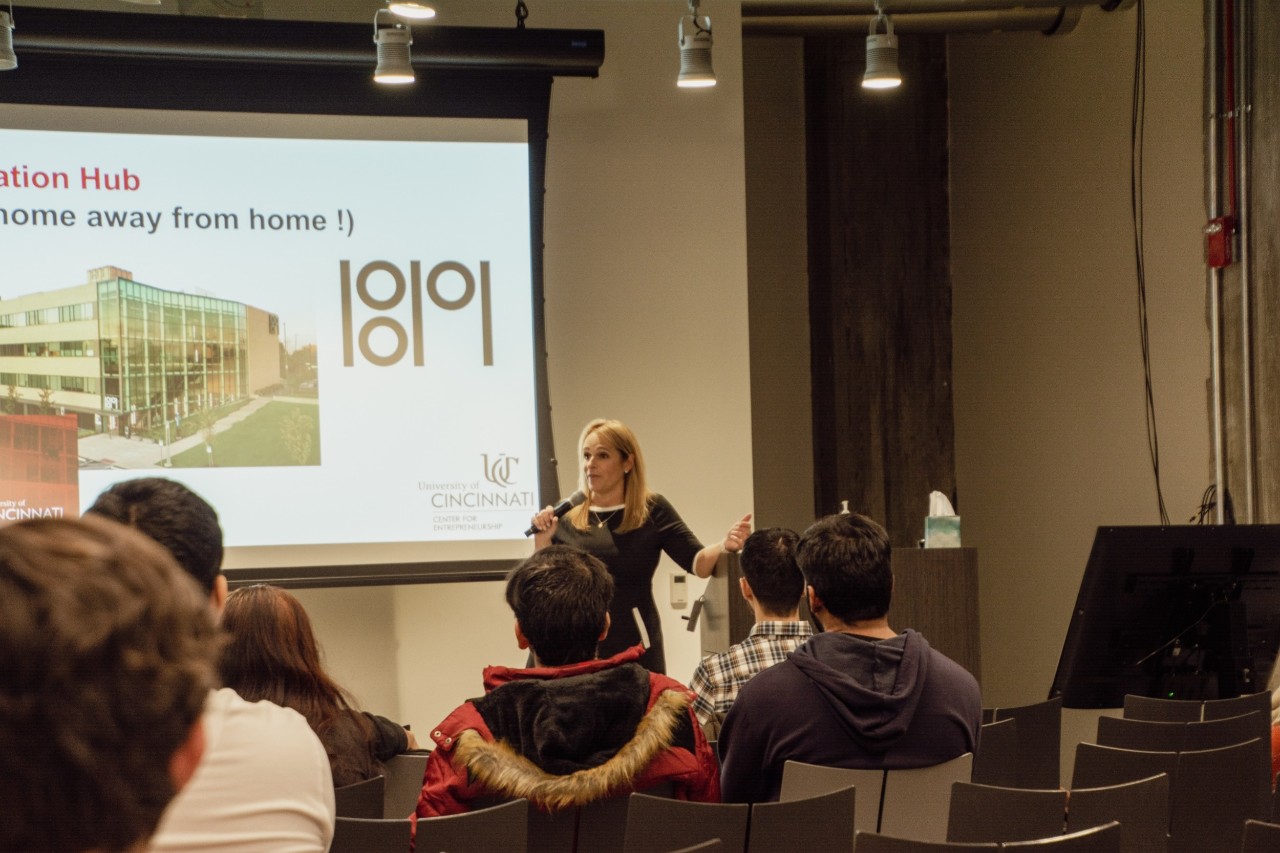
[805,34,956,546]
[1246,2,1280,522]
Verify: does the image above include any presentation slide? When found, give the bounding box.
[0,104,541,573]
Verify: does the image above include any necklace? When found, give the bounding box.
[592,508,622,529]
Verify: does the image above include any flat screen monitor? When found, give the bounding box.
[1050,524,1280,708]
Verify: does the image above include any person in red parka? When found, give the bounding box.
[415,545,719,818]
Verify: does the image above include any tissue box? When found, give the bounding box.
[924,516,961,548]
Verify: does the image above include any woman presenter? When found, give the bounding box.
[531,418,751,674]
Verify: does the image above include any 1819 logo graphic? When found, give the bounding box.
[340,259,493,367]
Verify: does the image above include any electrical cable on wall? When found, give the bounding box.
[1130,0,1170,526]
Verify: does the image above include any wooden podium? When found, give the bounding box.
[699,547,980,682]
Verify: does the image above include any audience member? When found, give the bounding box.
[416,544,719,817]
[88,477,336,853]
[219,583,416,787]
[689,527,813,732]
[0,516,218,853]
[718,512,981,803]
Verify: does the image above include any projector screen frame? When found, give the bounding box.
[0,7,603,587]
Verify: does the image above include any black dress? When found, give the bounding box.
[552,494,703,674]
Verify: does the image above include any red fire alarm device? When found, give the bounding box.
[1205,216,1234,268]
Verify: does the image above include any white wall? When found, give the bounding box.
[949,3,1209,706]
[300,0,753,730]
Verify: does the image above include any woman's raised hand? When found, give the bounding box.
[723,513,753,553]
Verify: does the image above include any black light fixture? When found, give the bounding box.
[0,5,15,71]
[373,7,414,85]
[677,0,714,89]
[862,0,901,90]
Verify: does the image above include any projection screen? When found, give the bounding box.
[0,9,602,585]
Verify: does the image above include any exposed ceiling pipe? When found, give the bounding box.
[746,10,1079,36]
[742,0,1134,36]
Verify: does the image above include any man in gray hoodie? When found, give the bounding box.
[717,512,981,803]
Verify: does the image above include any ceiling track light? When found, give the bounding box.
[677,0,715,89]
[0,7,15,71]
[862,1,901,90]
[387,2,436,21]
[373,7,414,85]
[115,0,164,6]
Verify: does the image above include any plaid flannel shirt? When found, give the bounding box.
[689,620,814,727]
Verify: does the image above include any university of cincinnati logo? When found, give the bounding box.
[483,453,519,488]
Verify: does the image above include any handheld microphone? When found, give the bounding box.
[524,490,587,537]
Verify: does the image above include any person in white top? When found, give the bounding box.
[88,478,336,853]
[150,688,334,853]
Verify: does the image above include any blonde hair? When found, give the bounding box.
[569,418,652,532]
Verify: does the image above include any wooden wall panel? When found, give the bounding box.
[1248,2,1280,522]
[805,34,956,546]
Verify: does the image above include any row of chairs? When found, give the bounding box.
[332,784,858,853]
[334,692,1274,852]
[972,691,1272,794]
[859,821,1122,852]
[863,818,1280,853]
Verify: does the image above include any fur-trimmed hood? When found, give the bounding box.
[456,687,692,810]
[417,647,719,816]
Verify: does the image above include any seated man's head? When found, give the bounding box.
[0,516,218,853]
[739,527,803,619]
[506,545,614,667]
[796,512,892,629]
[87,477,226,610]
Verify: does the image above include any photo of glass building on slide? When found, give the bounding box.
[0,266,320,469]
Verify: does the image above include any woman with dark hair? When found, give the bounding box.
[219,584,415,787]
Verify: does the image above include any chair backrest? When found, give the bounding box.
[1122,696,1201,723]
[576,793,634,853]
[854,831,998,852]
[669,842,725,853]
[383,752,430,818]
[987,698,1061,789]
[972,718,1019,788]
[1067,773,1168,853]
[1086,724,1268,850]
[1122,691,1270,725]
[331,816,413,853]
[946,782,1066,844]
[1069,743,1177,794]
[748,786,856,853]
[524,804,578,853]
[1201,691,1270,722]
[781,760,884,835]
[1095,717,1188,753]
[1183,710,1267,749]
[413,798,529,853]
[1097,710,1266,754]
[879,753,974,843]
[621,794,749,853]
[1186,711,1272,819]
[1241,819,1280,853]
[334,774,387,819]
[1001,821,1121,852]
[1168,739,1264,853]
